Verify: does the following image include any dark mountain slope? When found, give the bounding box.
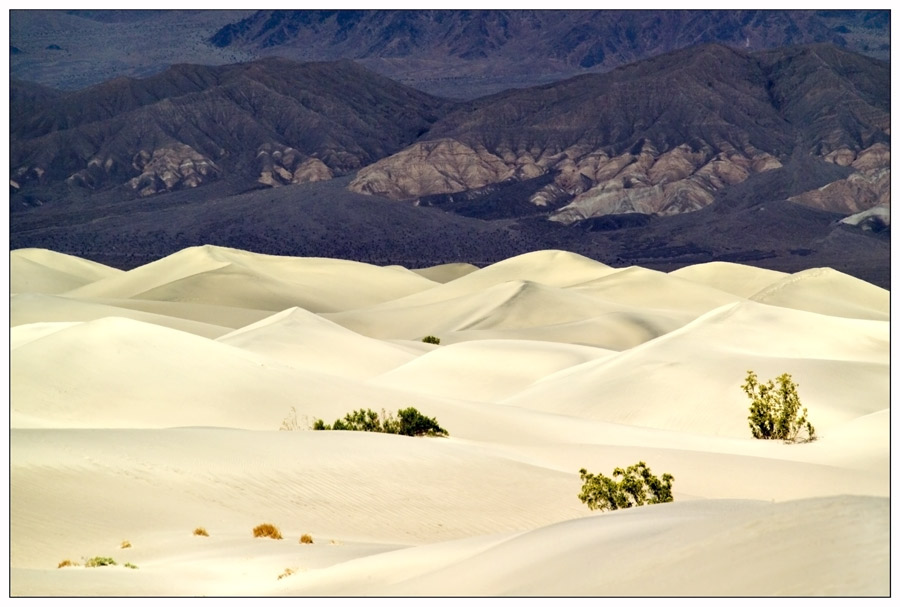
[349,43,889,224]
[209,10,890,98]
[10,58,451,198]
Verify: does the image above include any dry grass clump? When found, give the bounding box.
[299,534,313,544]
[124,562,139,570]
[57,559,79,568]
[277,568,295,580]
[85,556,117,568]
[120,540,132,549]
[253,523,283,540]
[193,527,209,537]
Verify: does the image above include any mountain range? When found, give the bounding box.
[9,37,891,288]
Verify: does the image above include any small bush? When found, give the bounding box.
[57,559,79,568]
[280,406,308,431]
[124,562,138,570]
[312,407,448,437]
[278,568,295,580]
[253,523,283,540]
[85,556,117,568]
[422,335,441,345]
[120,540,132,549]
[193,527,209,537]
[299,534,314,544]
[578,461,674,511]
[395,407,448,437]
[743,370,816,443]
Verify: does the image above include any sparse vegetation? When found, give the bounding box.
[57,559,79,568]
[578,461,674,511]
[120,540,132,549]
[743,370,816,443]
[253,523,283,540]
[193,527,209,537]
[278,568,296,580]
[312,407,448,437]
[124,562,139,570]
[280,406,307,431]
[300,534,314,544]
[85,556,117,568]
[422,335,441,345]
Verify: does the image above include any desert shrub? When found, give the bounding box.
[300,534,314,544]
[124,562,138,570]
[312,407,448,437]
[280,406,302,431]
[578,461,674,511]
[743,371,816,443]
[193,527,209,537]
[253,523,283,540]
[57,559,79,568]
[278,568,296,580]
[120,540,132,549]
[85,556,117,567]
[396,407,448,437]
[335,408,383,432]
[422,335,441,345]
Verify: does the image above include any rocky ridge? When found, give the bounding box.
[349,43,889,223]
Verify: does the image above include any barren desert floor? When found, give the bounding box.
[8,246,890,596]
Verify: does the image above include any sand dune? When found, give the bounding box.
[369,339,613,401]
[670,261,787,297]
[750,266,890,320]
[10,248,123,294]
[8,246,890,596]
[507,301,889,437]
[411,261,479,283]
[11,293,236,338]
[67,244,438,312]
[218,307,418,379]
[283,496,888,597]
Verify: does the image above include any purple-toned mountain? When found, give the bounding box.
[11,58,449,197]
[210,10,890,98]
[9,43,890,289]
[348,44,889,222]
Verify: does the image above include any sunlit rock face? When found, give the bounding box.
[348,139,515,199]
[256,144,333,187]
[126,144,221,197]
[789,144,890,214]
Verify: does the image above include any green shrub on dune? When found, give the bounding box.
[313,407,448,437]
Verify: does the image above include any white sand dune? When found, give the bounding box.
[670,261,788,297]
[750,266,890,320]
[10,248,123,294]
[217,307,418,379]
[369,339,613,401]
[67,244,438,312]
[507,301,889,437]
[411,261,479,283]
[571,265,743,315]
[11,293,236,338]
[283,495,887,597]
[8,246,890,597]
[10,316,448,430]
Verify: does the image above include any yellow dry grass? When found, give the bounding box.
[193,527,209,537]
[300,534,313,544]
[253,523,283,540]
